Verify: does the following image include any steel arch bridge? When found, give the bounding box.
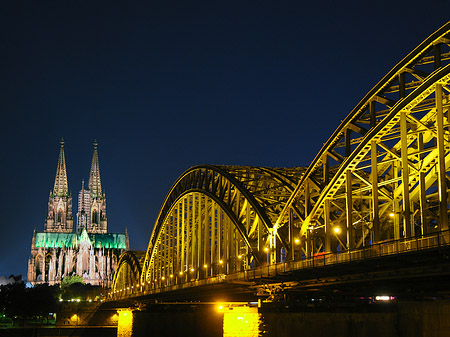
[111,251,145,292]
[111,22,450,297]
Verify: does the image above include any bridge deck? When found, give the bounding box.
[109,230,450,302]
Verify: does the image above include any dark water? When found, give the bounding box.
[118,305,262,337]
[116,301,450,337]
[3,301,447,337]
[117,304,401,337]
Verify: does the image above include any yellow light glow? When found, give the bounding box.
[333,226,342,234]
[238,255,242,259]
[294,238,300,244]
[264,247,269,252]
[219,260,223,264]
[162,276,165,280]
[179,271,183,275]
[117,309,133,336]
[110,313,119,324]
[203,264,208,268]
[170,274,173,278]
[389,213,395,217]
[223,306,260,336]
[190,268,195,272]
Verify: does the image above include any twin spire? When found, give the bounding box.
[53,138,69,196]
[53,139,102,198]
[88,140,102,198]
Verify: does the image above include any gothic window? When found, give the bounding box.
[92,210,98,225]
[57,209,63,223]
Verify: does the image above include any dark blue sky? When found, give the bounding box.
[0,1,449,278]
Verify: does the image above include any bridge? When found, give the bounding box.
[109,22,450,303]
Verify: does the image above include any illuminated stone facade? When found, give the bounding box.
[27,140,129,286]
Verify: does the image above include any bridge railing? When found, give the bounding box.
[108,229,450,300]
[227,229,450,281]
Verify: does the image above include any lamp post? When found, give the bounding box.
[203,264,208,279]
[219,260,223,275]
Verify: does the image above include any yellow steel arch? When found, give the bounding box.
[111,250,145,292]
[141,165,303,283]
[276,22,450,260]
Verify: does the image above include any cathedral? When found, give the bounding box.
[27,140,129,286]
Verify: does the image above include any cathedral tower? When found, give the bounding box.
[87,140,107,233]
[76,180,90,233]
[28,139,128,286]
[44,139,73,233]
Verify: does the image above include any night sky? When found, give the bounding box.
[1,1,449,279]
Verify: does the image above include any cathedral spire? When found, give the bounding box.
[53,138,69,196]
[88,140,102,198]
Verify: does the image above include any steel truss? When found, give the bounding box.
[276,22,450,260]
[113,22,450,293]
[140,165,303,284]
[112,250,145,291]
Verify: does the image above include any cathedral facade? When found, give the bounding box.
[27,140,129,286]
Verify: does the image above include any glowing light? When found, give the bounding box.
[389,213,395,217]
[179,271,183,275]
[71,314,78,324]
[238,255,242,259]
[203,264,208,268]
[375,295,394,301]
[219,260,223,264]
[222,306,260,336]
[170,274,173,278]
[333,226,342,234]
[59,299,63,302]
[264,247,269,252]
[111,313,119,324]
[117,309,133,336]
[162,276,165,280]
[294,238,300,244]
[217,305,224,311]
[190,268,195,272]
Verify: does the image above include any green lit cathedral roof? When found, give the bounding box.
[35,232,127,249]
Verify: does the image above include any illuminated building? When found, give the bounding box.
[27,139,129,286]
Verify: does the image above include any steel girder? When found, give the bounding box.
[141,165,303,283]
[112,250,145,292]
[275,22,450,260]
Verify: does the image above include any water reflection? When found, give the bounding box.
[223,306,262,337]
[117,309,133,337]
[116,304,264,337]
